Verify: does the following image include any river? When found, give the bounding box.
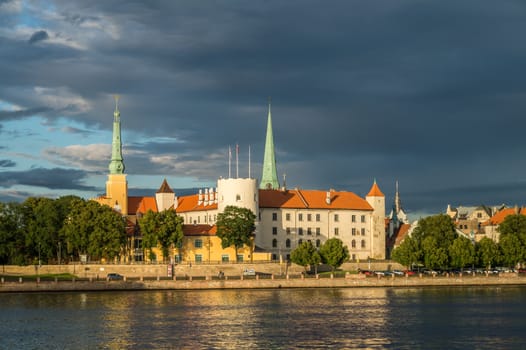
[0,286,524,349]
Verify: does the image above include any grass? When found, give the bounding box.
[0,273,78,282]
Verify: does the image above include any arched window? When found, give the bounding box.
[286,239,291,248]
[272,239,278,248]
[316,239,321,248]
[361,240,366,248]
[351,239,356,248]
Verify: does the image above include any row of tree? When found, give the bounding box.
[391,214,526,270]
[290,238,350,273]
[0,198,256,266]
[0,196,127,265]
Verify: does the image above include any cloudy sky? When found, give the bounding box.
[1,0,526,219]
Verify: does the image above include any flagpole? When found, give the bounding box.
[236,144,239,178]
[228,145,232,178]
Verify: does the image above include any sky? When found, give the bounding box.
[2,0,526,220]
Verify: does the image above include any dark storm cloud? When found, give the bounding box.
[0,107,51,121]
[0,159,16,168]
[2,1,526,213]
[28,30,49,44]
[0,168,97,191]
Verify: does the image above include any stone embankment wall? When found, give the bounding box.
[0,261,401,279]
[1,272,525,293]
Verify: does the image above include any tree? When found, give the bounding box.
[499,234,524,268]
[138,209,184,262]
[61,199,126,262]
[291,240,321,272]
[391,236,420,269]
[216,206,256,262]
[319,238,349,272]
[422,236,449,270]
[411,214,457,252]
[0,202,25,265]
[476,237,500,270]
[448,236,475,270]
[498,214,526,267]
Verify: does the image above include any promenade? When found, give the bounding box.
[1,272,525,293]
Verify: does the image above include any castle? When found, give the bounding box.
[96,98,387,263]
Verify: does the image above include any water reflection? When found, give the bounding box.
[0,286,524,349]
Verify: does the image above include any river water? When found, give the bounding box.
[0,286,525,349]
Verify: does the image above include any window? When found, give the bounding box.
[237,255,243,262]
[286,213,291,221]
[334,227,339,236]
[298,239,303,245]
[197,216,200,223]
[221,254,229,262]
[477,213,482,218]
[352,228,356,236]
[286,227,291,235]
[194,239,203,248]
[272,227,278,235]
[361,240,366,248]
[334,214,339,222]
[298,228,304,235]
[272,253,277,260]
[299,213,303,221]
[236,194,241,201]
[307,227,312,235]
[361,215,366,223]
[316,227,321,236]
[272,239,278,248]
[361,228,366,236]
[195,254,202,263]
[272,212,278,221]
[316,239,321,248]
[316,214,321,222]
[286,239,291,248]
[352,240,356,248]
[307,214,312,221]
[351,215,356,222]
[352,254,356,261]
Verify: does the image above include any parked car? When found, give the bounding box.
[243,269,256,276]
[358,269,374,276]
[518,268,526,274]
[107,273,123,280]
[392,270,405,276]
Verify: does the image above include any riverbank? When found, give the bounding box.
[1,272,525,293]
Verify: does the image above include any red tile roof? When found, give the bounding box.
[485,207,526,225]
[176,194,218,213]
[259,189,373,211]
[183,224,217,236]
[128,196,158,215]
[367,182,384,197]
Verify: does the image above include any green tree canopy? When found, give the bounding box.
[499,234,524,268]
[216,206,256,262]
[448,236,475,270]
[476,237,500,269]
[319,238,349,272]
[291,240,321,271]
[138,209,184,262]
[412,214,458,251]
[391,236,420,269]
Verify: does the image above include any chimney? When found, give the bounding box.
[326,191,331,205]
[198,189,203,205]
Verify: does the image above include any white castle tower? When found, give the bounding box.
[217,178,258,215]
[366,180,386,259]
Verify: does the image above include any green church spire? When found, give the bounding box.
[108,95,125,174]
[260,98,279,190]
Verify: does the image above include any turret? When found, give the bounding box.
[366,179,386,259]
[260,98,280,190]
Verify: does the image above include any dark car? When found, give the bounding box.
[107,273,123,280]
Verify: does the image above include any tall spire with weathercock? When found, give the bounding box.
[260,98,279,190]
[108,95,125,174]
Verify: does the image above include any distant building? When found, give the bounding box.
[445,204,507,242]
[96,99,387,263]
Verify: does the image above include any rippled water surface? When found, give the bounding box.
[1,286,525,349]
